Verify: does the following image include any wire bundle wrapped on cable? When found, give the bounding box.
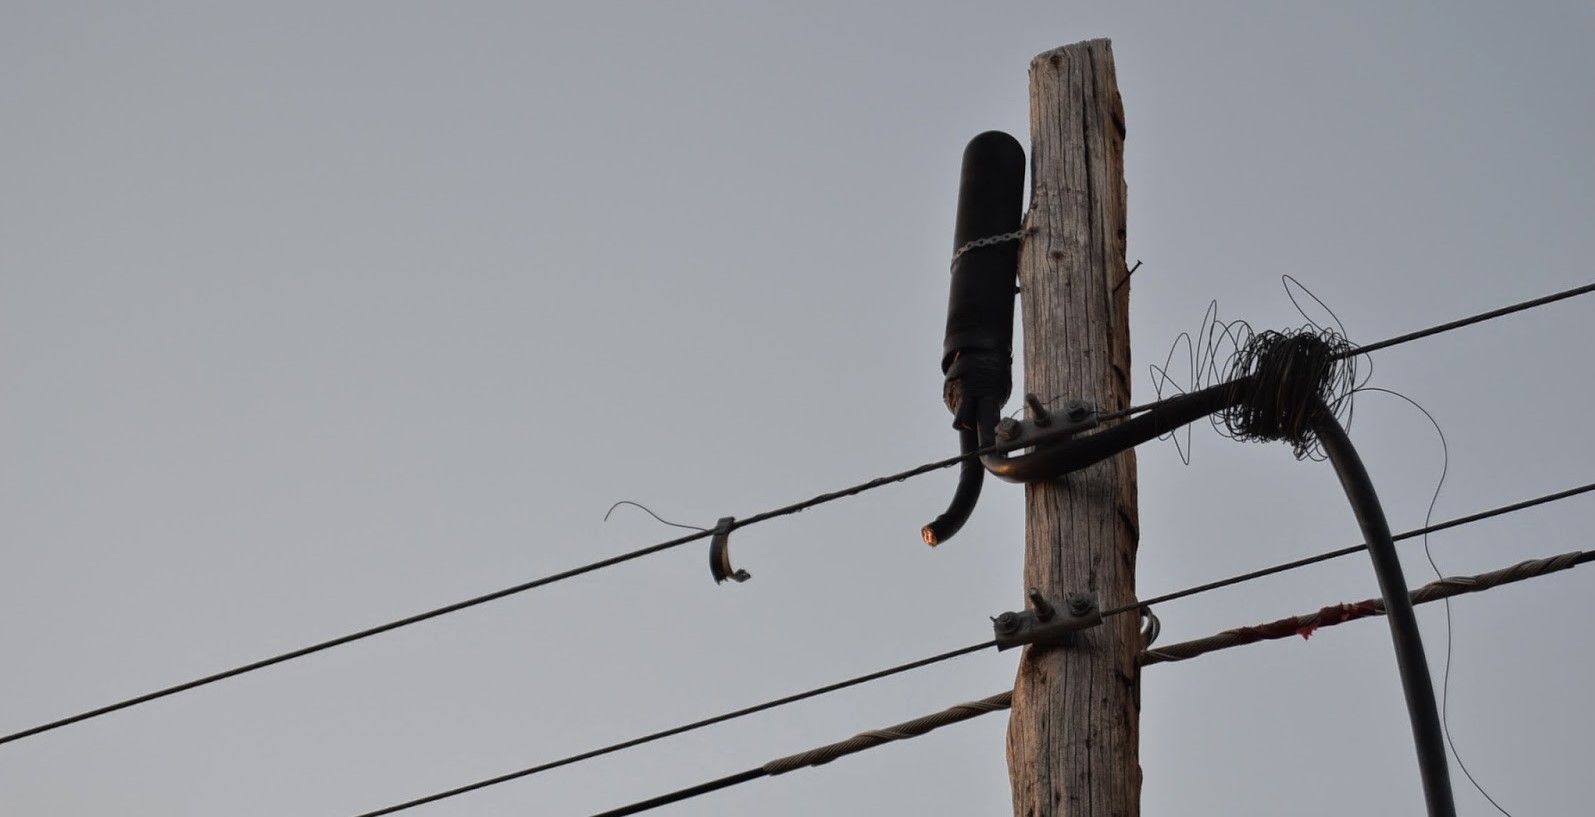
[1146,278,1363,462]
[1219,329,1357,459]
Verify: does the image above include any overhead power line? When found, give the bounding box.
[590,693,1014,817]
[1099,280,1595,423]
[1142,550,1592,664]
[1102,479,1595,617]
[589,549,1594,816]
[4,283,1589,749]
[0,436,1040,748]
[347,480,1593,816]
[348,641,994,817]
[1103,279,1595,424]
[1337,280,1595,359]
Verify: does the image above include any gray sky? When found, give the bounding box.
[4,2,1592,815]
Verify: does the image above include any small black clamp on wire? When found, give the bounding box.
[991,588,1102,650]
[709,516,750,585]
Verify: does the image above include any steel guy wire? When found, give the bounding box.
[590,693,1013,817]
[347,641,995,817]
[587,549,1595,816]
[346,480,1594,815]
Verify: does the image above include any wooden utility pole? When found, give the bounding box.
[1008,39,1139,817]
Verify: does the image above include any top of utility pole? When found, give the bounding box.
[1008,38,1139,817]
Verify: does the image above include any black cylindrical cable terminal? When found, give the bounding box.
[925,130,1026,545]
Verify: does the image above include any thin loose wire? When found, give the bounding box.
[1312,402,1454,817]
[602,501,708,532]
[1059,279,1595,440]
[1359,386,1513,816]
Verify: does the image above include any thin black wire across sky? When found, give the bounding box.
[349,642,995,817]
[2,280,1590,749]
[0,441,1022,748]
[583,549,1595,817]
[343,480,1595,816]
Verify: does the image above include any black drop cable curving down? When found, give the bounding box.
[1311,399,1457,817]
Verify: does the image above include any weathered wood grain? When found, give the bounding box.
[1007,38,1140,817]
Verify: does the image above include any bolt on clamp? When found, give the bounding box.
[991,588,1102,650]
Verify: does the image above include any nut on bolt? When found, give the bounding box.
[1065,401,1091,422]
[995,417,1022,442]
[1067,593,1095,616]
[994,612,1021,634]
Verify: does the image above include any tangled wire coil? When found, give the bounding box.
[1152,277,1364,461]
[1219,329,1357,459]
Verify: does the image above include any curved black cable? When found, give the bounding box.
[982,378,1252,482]
[1359,387,1514,815]
[922,426,983,545]
[924,395,1008,545]
[1312,400,1456,817]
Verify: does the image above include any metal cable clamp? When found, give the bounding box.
[991,588,1102,650]
[709,516,750,584]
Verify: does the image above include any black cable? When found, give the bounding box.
[1089,280,1595,428]
[0,430,1039,747]
[984,379,1250,482]
[922,426,984,545]
[1361,387,1515,815]
[1101,479,1595,617]
[9,283,1590,749]
[362,480,1591,814]
[590,549,1595,817]
[353,480,1592,815]
[349,641,995,817]
[1312,401,1456,817]
[588,768,767,817]
[0,527,713,748]
[1339,280,1595,359]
